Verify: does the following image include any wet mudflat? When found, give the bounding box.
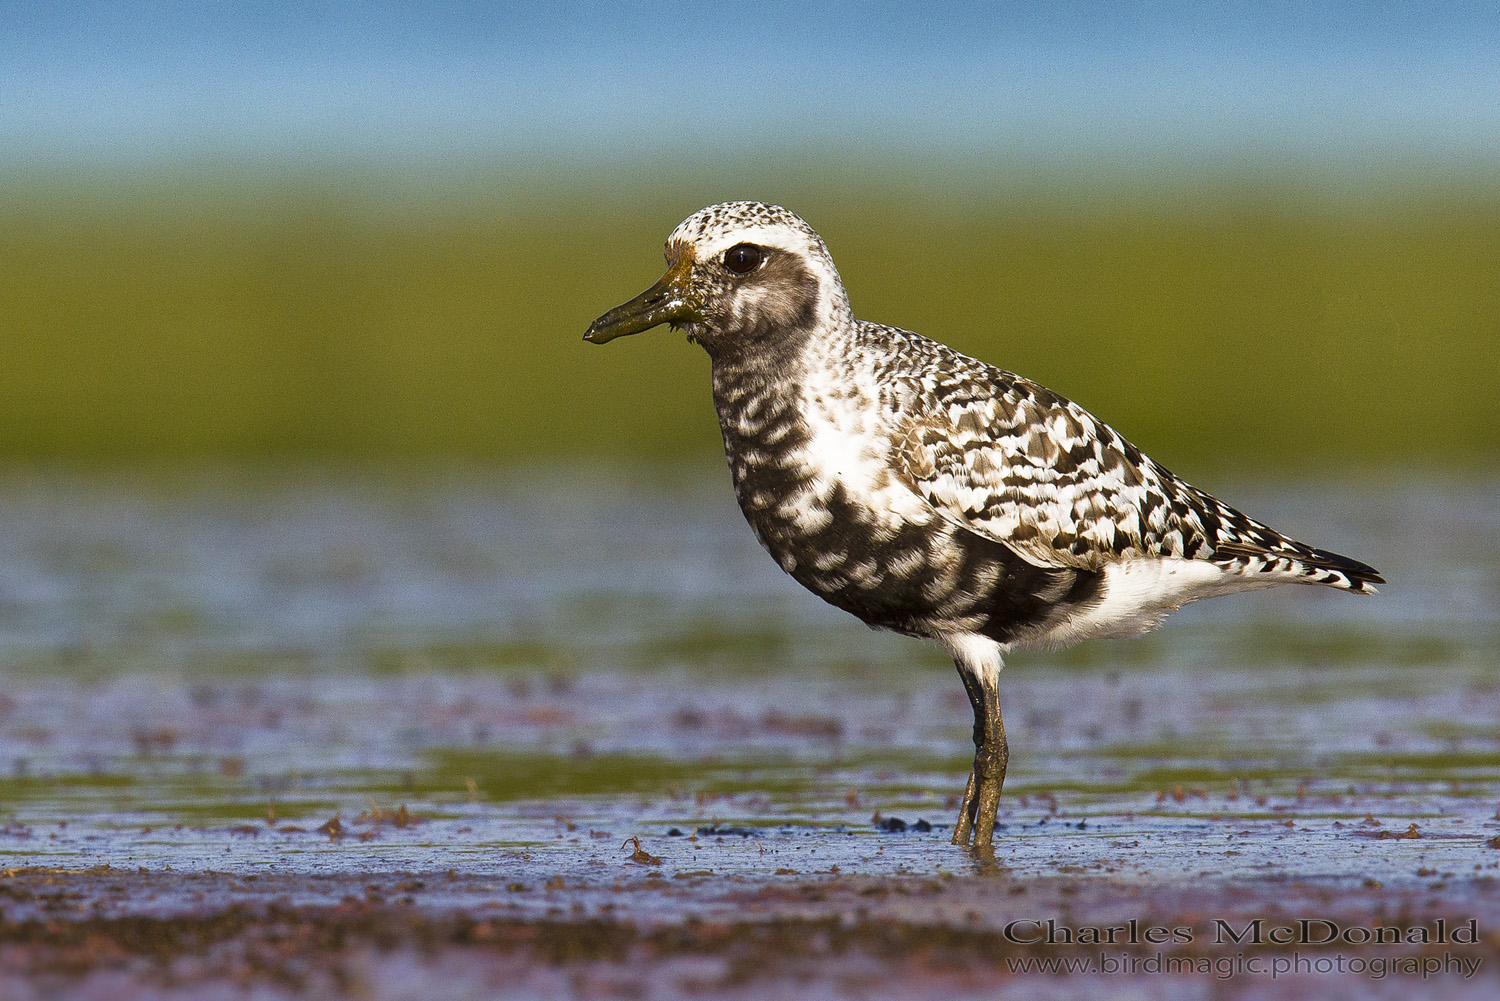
[0,467,1497,998]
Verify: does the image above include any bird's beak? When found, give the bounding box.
[583,253,702,344]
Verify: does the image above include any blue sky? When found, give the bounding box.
[4,2,1499,173]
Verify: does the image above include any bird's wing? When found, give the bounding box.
[891,364,1276,572]
[873,327,1381,590]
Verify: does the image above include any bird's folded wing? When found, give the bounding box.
[892,375,1224,571]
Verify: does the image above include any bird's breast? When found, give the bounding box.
[710,366,977,633]
[719,374,930,544]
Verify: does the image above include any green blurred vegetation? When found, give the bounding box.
[2,173,1496,471]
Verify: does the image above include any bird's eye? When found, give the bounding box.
[723,243,764,275]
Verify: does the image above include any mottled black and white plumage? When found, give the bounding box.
[585,200,1382,851]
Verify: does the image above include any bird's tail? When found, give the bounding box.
[1211,539,1384,594]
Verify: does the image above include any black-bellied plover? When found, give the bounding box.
[584,201,1382,851]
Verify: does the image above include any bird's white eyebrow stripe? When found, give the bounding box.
[674,226,811,264]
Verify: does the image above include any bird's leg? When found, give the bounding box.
[950,665,985,846]
[951,660,1009,849]
[970,676,1008,851]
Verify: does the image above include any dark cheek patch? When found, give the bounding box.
[738,254,821,337]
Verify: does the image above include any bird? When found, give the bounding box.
[583,201,1382,852]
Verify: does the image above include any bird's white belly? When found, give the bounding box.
[1032,557,1278,646]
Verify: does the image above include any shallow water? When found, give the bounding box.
[2,467,1495,873]
[1,467,1497,995]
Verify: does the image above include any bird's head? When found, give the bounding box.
[584,201,850,358]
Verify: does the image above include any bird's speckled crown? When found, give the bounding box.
[669,201,832,259]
